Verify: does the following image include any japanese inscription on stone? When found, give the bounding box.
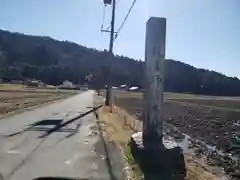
[143,17,166,135]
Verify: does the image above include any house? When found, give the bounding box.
[25,80,43,87]
[128,86,139,91]
[119,84,128,90]
[59,80,76,89]
[62,80,74,88]
[120,85,127,88]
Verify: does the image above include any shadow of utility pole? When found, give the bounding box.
[40,105,103,138]
[5,105,103,139]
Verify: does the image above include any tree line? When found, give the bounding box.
[0,29,240,96]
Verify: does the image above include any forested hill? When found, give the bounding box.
[0,29,240,96]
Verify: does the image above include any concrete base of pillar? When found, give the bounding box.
[129,132,186,180]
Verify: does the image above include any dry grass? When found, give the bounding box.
[0,85,77,116]
[98,106,132,144]
[185,154,226,180]
[0,94,68,115]
[0,83,25,90]
[95,95,142,179]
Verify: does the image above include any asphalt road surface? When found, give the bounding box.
[0,91,123,180]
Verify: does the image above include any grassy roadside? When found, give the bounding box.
[94,94,226,180]
[94,95,143,180]
[124,143,143,179]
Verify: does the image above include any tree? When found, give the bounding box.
[1,29,240,96]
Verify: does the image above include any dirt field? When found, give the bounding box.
[95,94,228,180]
[108,90,240,179]
[0,85,78,116]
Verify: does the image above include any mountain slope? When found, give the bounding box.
[0,29,240,96]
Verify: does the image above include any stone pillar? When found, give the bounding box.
[143,17,166,147]
[129,17,186,180]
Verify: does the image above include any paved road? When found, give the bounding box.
[0,91,119,180]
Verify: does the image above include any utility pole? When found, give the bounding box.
[105,0,116,106]
[109,0,115,53]
[102,0,137,105]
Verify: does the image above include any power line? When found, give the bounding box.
[100,4,106,30]
[114,0,137,41]
[101,0,122,33]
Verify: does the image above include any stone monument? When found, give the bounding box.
[130,17,186,180]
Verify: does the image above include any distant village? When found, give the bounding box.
[0,78,140,91]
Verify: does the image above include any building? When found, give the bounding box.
[62,80,74,88]
[128,86,139,91]
[59,80,76,89]
[25,79,43,87]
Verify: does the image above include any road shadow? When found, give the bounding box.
[40,105,102,138]
[4,106,103,180]
[6,105,103,139]
[29,119,63,127]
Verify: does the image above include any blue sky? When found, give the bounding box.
[0,0,239,77]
